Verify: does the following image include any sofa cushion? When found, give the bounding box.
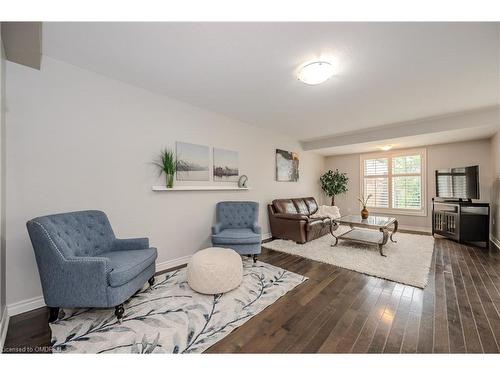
[305,218,327,230]
[303,197,318,215]
[104,249,158,287]
[212,228,261,245]
[273,199,298,214]
[310,205,341,220]
[292,198,309,215]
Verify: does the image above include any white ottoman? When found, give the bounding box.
[187,247,243,294]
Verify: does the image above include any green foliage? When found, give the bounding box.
[320,169,349,201]
[153,149,177,176]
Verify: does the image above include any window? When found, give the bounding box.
[360,149,426,216]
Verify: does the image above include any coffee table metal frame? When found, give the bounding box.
[330,215,398,256]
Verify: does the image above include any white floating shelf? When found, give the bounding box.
[152,186,250,192]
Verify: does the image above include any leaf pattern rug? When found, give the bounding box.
[50,259,307,353]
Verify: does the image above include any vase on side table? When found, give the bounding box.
[361,206,369,219]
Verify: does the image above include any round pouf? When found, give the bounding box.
[187,247,243,294]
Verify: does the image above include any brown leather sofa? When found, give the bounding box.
[267,197,338,244]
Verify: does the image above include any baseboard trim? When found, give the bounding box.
[398,225,432,234]
[0,307,10,352]
[155,255,192,272]
[490,234,500,251]
[155,241,274,271]
[7,295,46,317]
[262,232,272,241]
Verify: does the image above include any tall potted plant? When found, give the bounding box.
[320,169,349,206]
[153,149,177,188]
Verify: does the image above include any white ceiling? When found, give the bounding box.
[42,22,500,146]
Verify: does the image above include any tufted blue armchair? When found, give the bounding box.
[26,210,157,323]
[211,201,262,262]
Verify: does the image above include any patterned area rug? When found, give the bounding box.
[50,259,306,353]
[264,226,434,288]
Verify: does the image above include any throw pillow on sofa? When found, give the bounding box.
[310,205,341,220]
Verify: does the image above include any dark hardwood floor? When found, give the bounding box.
[3,237,500,353]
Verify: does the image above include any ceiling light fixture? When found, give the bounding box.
[297,61,335,85]
[380,145,393,151]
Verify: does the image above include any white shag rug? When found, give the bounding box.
[49,259,306,353]
[264,226,434,288]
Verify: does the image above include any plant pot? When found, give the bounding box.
[361,206,369,219]
[166,174,174,188]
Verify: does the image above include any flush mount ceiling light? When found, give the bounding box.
[379,145,393,151]
[297,61,335,85]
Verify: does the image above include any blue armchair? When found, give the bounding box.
[211,201,262,262]
[26,210,157,323]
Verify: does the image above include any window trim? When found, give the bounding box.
[359,148,427,217]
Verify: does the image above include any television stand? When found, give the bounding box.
[432,198,490,248]
[438,198,472,203]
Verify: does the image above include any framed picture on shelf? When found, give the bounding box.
[175,141,210,181]
[213,148,239,182]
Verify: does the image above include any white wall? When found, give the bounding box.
[324,139,493,231]
[5,57,325,309]
[491,132,500,245]
[0,25,6,325]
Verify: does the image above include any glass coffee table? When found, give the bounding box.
[330,215,398,256]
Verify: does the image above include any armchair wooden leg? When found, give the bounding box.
[148,276,155,289]
[48,307,60,323]
[115,304,125,323]
[253,254,258,263]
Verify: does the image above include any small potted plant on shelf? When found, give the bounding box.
[153,149,177,188]
[358,194,373,219]
[320,169,349,206]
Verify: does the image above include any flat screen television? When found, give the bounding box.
[435,165,479,200]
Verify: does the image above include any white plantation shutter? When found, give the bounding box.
[392,155,421,174]
[392,176,421,209]
[364,158,388,176]
[364,177,389,207]
[392,155,422,210]
[361,150,425,214]
[363,158,389,208]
